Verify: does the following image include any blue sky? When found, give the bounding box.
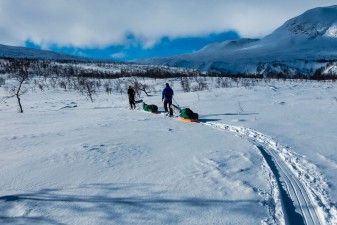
[25,31,239,60]
[1,0,336,61]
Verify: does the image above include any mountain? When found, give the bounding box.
[0,44,87,61]
[136,5,337,75]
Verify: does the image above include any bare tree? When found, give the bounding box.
[58,79,67,90]
[215,77,232,88]
[49,77,58,88]
[138,82,151,96]
[0,76,5,86]
[180,77,191,92]
[113,79,125,95]
[5,60,31,113]
[130,78,151,96]
[192,76,208,92]
[237,101,244,115]
[103,81,113,95]
[37,81,47,92]
[77,77,97,102]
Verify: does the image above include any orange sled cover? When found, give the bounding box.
[179,117,199,123]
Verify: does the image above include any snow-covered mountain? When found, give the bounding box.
[0,44,87,61]
[136,5,337,75]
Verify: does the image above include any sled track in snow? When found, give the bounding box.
[203,122,337,225]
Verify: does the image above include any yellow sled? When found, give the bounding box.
[179,116,199,123]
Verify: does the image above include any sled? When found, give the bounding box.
[142,102,199,123]
[143,102,159,113]
[179,117,199,123]
[178,108,199,123]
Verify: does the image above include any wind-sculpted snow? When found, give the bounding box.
[204,122,337,225]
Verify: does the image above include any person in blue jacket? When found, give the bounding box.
[162,83,174,116]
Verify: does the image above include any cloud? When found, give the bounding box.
[110,52,126,59]
[0,0,336,49]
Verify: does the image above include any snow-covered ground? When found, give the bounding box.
[1,78,337,224]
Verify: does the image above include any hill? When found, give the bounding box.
[136,5,337,75]
[0,44,87,61]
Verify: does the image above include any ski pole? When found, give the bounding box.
[172,98,182,113]
[134,96,143,104]
[173,97,180,108]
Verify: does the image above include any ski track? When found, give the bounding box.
[203,122,337,225]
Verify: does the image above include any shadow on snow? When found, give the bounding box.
[201,113,259,117]
[0,183,260,224]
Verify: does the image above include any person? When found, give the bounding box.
[127,86,136,109]
[162,83,174,116]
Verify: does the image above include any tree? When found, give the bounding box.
[130,78,152,96]
[180,77,191,92]
[0,76,5,86]
[77,77,97,102]
[5,59,31,113]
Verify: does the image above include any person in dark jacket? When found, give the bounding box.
[162,83,174,116]
[127,86,136,109]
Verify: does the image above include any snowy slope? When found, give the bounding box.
[0,44,88,61]
[0,87,272,225]
[136,5,337,75]
[1,78,337,224]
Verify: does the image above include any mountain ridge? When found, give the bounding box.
[135,5,337,75]
[0,44,89,61]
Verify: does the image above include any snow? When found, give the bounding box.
[326,26,337,37]
[1,77,337,224]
